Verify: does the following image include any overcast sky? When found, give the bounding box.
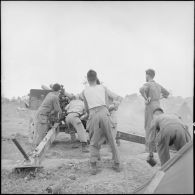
[1,1,194,99]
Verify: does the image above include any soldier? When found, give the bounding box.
[139,69,169,154]
[96,78,122,146]
[107,98,122,146]
[33,83,62,147]
[148,107,191,166]
[82,69,121,175]
[65,95,89,153]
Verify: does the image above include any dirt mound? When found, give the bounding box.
[117,95,193,136]
[177,101,192,123]
[117,95,145,135]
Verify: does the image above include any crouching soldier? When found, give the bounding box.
[33,83,62,147]
[82,69,121,175]
[65,95,89,153]
[147,107,191,166]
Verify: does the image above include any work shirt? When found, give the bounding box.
[37,92,62,116]
[83,84,122,110]
[139,80,169,102]
[65,99,85,115]
[149,113,189,143]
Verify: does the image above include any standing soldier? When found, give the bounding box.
[139,69,170,157]
[96,78,122,146]
[33,83,62,147]
[82,70,121,175]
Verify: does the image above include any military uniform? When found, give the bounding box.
[83,85,120,164]
[65,99,88,143]
[148,113,191,165]
[33,92,62,147]
[139,80,169,151]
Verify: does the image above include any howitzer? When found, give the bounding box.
[13,85,73,172]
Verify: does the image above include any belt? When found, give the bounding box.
[67,112,81,116]
[89,105,107,114]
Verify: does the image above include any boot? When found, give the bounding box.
[90,162,98,175]
[112,163,121,172]
[81,142,89,153]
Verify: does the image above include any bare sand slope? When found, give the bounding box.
[117,94,193,136]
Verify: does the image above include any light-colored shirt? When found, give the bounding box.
[83,84,122,110]
[65,99,85,115]
[38,92,62,115]
[139,80,169,102]
[83,85,106,109]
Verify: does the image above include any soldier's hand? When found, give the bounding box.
[145,97,151,105]
[108,104,116,112]
[146,155,157,167]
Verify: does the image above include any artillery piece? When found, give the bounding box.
[12,85,87,172]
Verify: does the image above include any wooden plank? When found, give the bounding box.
[116,131,146,144]
[144,171,165,194]
[116,131,176,151]
[30,123,59,165]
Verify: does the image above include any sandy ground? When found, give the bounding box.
[1,96,193,194]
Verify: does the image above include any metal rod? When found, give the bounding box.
[12,138,30,161]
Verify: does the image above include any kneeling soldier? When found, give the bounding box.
[65,95,89,153]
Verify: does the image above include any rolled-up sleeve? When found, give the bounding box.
[105,87,122,101]
[139,83,149,98]
[160,86,169,98]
